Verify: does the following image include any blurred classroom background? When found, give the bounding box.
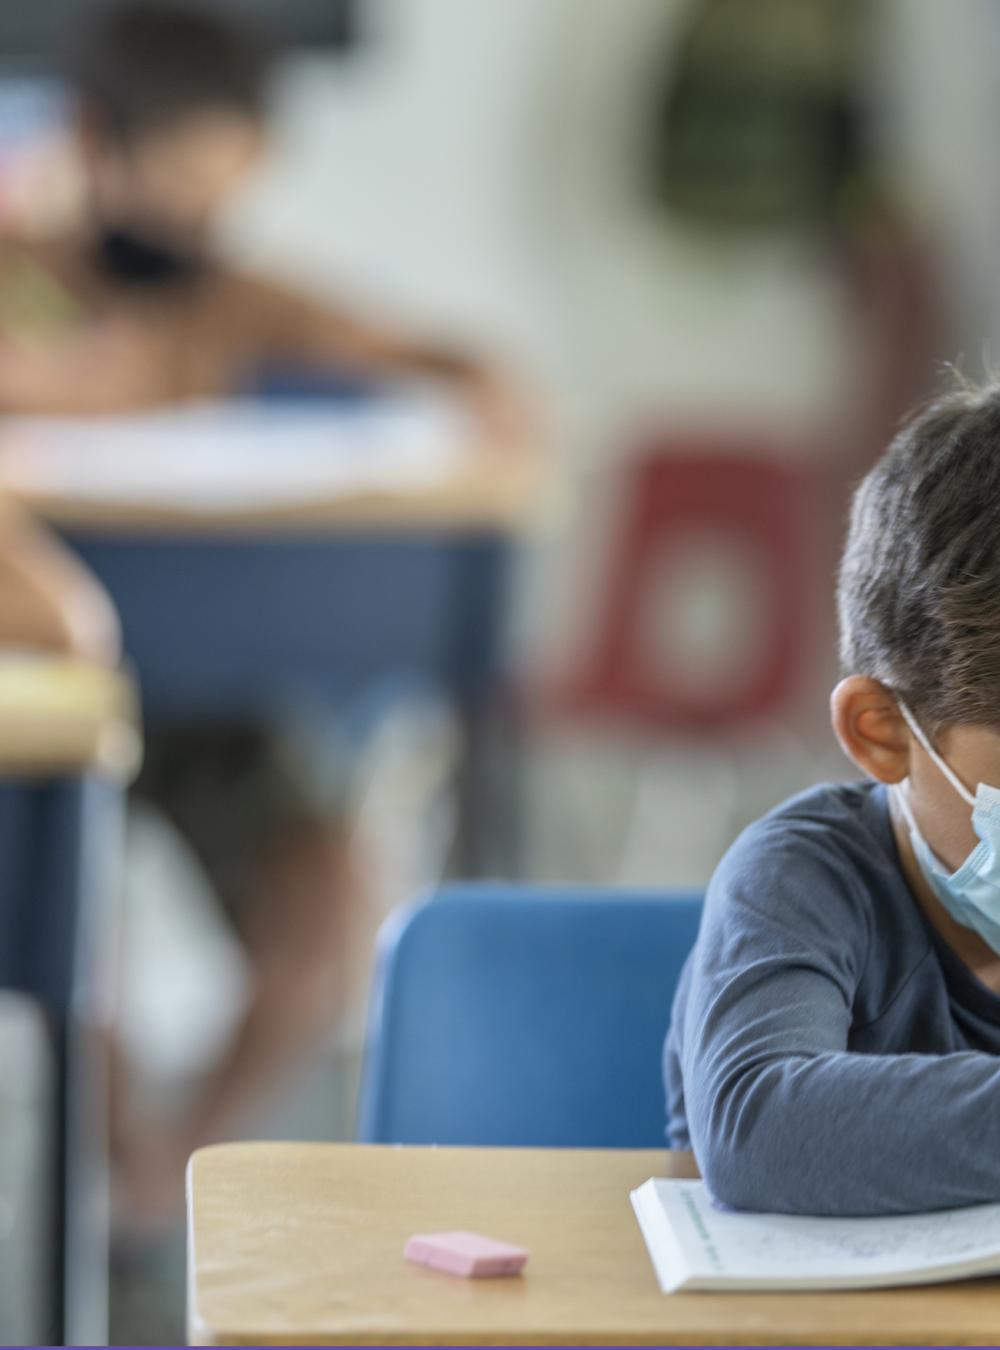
[0,0,994,1342]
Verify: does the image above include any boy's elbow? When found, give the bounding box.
[695,1126,766,1211]
[691,1064,844,1215]
[689,1067,787,1212]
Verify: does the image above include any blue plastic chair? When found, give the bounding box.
[357,883,703,1147]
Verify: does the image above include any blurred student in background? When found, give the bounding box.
[0,0,521,419]
[0,0,527,1221]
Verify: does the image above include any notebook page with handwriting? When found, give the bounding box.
[632,1178,1000,1292]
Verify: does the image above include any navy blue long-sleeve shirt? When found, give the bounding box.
[664,780,1000,1215]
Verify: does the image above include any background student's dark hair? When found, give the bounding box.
[838,378,1000,732]
[66,0,274,144]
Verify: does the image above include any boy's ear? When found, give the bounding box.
[830,676,911,783]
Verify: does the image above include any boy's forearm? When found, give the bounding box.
[689,1045,1000,1216]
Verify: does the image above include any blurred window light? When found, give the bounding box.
[0,78,75,232]
[0,79,67,149]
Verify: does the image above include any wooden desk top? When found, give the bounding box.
[0,656,140,778]
[187,1142,1000,1346]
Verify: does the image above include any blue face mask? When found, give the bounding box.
[894,700,1000,955]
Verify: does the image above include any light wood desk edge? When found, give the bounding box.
[0,660,140,779]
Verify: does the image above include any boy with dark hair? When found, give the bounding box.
[0,0,528,1221]
[666,382,1000,1216]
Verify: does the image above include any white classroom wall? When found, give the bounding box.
[222,0,565,376]
[225,0,998,414]
[875,0,1000,363]
[224,0,862,426]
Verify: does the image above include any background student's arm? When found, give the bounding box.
[0,499,121,662]
[0,244,166,414]
[228,272,535,446]
[0,319,173,415]
[681,825,1000,1216]
[0,233,213,413]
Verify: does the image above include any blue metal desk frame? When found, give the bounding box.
[0,774,123,1346]
[65,528,515,873]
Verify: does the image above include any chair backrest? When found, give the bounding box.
[357,883,703,1148]
[547,445,811,735]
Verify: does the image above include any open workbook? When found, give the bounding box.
[0,389,473,512]
[631,1178,1000,1293]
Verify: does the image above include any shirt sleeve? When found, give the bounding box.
[681,819,1000,1215]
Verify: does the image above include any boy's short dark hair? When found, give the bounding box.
[838,380,1000,730]
[67,0,272,143]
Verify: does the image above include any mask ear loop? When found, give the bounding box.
[896,697,977,808]
[892,773,920,835]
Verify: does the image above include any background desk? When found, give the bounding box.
[188,1142,1000,1346]
[20,448,538,874]
[0,658,139,1345]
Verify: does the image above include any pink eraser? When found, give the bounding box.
[404,1230,529,1278]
